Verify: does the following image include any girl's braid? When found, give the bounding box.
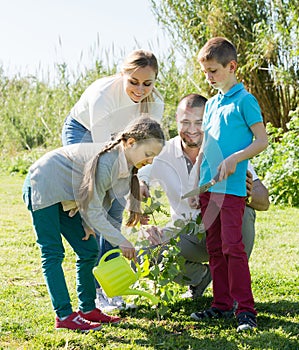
[126,165,140,226]
[79,138,122,211]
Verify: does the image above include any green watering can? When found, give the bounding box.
[93,249,159,305]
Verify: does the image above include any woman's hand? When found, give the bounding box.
[139,181,150,199]
[119,239,136,261]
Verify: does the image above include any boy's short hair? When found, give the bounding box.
[198,37,237,67]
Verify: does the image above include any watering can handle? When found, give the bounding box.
[99,248,122,264]
[99,248,142,276]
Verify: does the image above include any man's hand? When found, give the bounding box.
[246,170,253,197]
[140,226,164,245]
[247,179,270,211]
[188,195,200,209]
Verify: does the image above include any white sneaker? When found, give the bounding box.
[125,301,138,310]
[108,296,137,310]
[109,296,126,310]
[95,289,118,313]
[180,289,193,299]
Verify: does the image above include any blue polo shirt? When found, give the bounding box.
[200,83,263,196]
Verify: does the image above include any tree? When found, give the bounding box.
[150,0,299,130]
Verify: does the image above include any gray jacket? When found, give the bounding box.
[29,143,132,246]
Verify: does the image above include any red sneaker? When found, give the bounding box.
[55,312,102,332]
[78,308,121,324]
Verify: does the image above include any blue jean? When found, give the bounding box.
[61,114,93,145]
[61,115,124,263]
[23,176,99,318]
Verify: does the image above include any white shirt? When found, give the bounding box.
[138,136,200,223]
[69,74,164,142]
[138,135,258,224]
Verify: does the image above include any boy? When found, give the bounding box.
[191,37,268,331]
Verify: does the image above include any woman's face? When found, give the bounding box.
[125,139,163,169]
[122,66,156,103]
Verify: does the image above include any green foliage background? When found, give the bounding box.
[252,111,299,206]
[150,0,299,129]
[0,1,298,206]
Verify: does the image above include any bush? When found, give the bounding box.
[1,53,298,208]
[252,110,299,206]
[0,61,117,153]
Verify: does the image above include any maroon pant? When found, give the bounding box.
[200,192,256,316]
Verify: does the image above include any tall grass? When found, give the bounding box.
[1,39,298,206]
[0,56,117,152]
[0,44,202,157]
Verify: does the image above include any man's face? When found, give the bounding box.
[176,102,204,148]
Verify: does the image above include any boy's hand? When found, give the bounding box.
[218,154,238,181]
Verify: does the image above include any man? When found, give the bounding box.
[138,94,269,298]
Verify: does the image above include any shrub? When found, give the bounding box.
[252,110,299,206]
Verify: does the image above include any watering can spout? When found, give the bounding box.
[122,289,160,305]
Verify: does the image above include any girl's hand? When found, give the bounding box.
[139,181,150,199]
[119,239,136,261]
[82,224,96,241]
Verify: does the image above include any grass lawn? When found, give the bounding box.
[0,174,298,349]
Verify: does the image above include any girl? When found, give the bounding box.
[23,117,165,332]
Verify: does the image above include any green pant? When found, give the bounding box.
[23,181,99,318]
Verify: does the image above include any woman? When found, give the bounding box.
[61,49,164,310]
[61,49,164,144]
[23,117,165,332]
